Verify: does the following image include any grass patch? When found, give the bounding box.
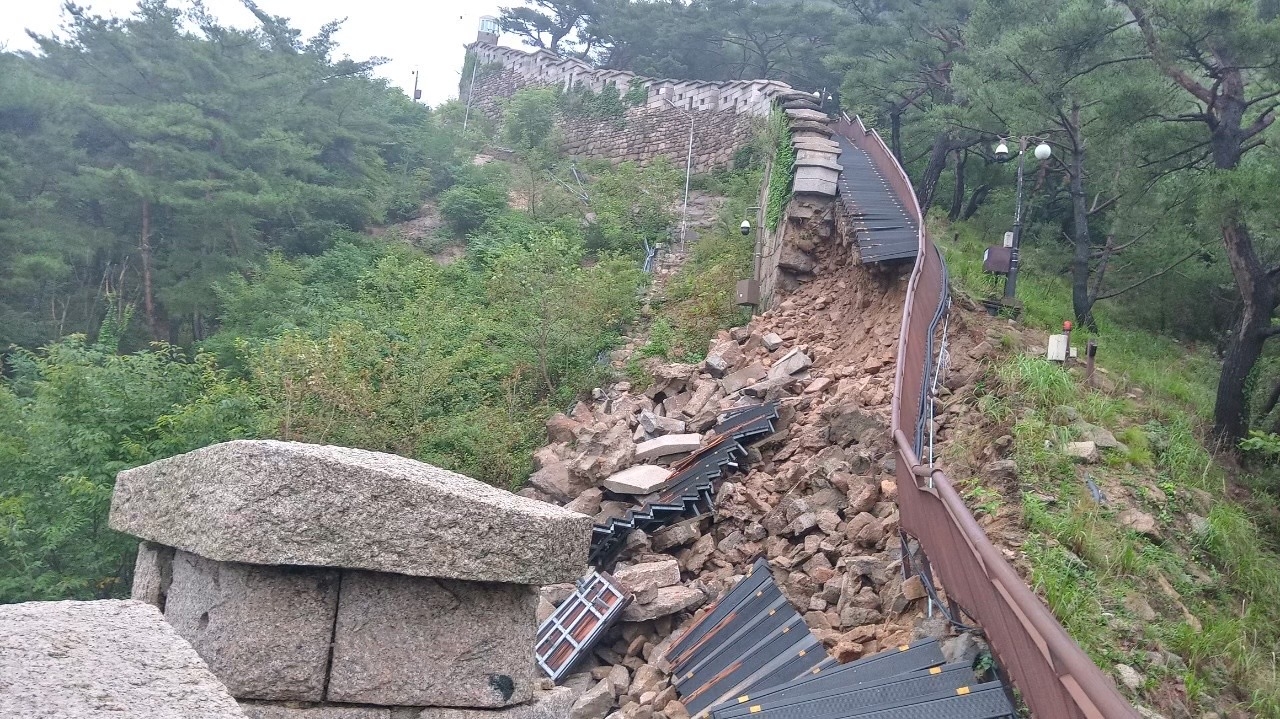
[955,245,1280,716]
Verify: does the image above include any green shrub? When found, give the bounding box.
[439,176,509,236]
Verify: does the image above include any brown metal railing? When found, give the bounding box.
[835,114,1140,719]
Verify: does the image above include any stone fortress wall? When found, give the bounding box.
[466,41,793,173]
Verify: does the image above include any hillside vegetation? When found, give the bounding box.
[0,4,763,603]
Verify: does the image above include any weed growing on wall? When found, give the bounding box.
[765,110,795,232]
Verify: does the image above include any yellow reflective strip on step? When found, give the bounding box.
[749,707,762,714]
[899,644,910,651]
[737,696,749,703]
[956,686,971,696]
[930,666,942,675]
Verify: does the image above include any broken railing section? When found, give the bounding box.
[536,570,632,682]
[588,402,780,568]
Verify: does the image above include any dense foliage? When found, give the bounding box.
[0,3,696,602]
[0,2,465,350]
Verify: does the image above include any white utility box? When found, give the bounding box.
[1047,334,1069,362]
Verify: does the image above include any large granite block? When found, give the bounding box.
[239,705,389,719]
[110,440,593,585]
[0,599,245,718]
[418,688,577,718]
[327,571,537,708]
[164,551,339,701]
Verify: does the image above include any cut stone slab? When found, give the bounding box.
[602,464,674,495]
[794,156,843,172]
[621,585,706,622]
[785,108,829,122]
[240,705,387,719]
[634,434,703,462]
[110,440,593,585]
[0,599,246,718]
[720,362,767,394]
[768,348,813,380]
[418,687,578,718]
[164,550,338,701]
[792,177,838,196]
[795,165,840,184]
[327,570,537,708]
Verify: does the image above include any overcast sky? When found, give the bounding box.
[0,0,526,107]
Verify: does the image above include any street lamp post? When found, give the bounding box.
[665,98,694,252]
[994,137,1051,303]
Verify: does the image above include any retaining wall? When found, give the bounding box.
[466,42,794,173]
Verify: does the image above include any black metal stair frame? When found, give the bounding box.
[669,561,1015,719]
[587,403,780,568]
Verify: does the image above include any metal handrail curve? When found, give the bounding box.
[831,113,1141,719]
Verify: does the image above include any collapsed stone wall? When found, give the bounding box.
[518,231,988,719]
[466,43,790,173]
[756,102,846,309]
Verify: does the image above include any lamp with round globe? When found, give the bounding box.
[989,135,1053,306]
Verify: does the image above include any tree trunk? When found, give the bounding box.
[961,184,990,220]
[139,198,160,339]
[916,132,950,210]
[948,149,967,221]
[1066,106,1097,331]
[1214,217,1276,442]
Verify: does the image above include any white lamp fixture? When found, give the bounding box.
[994,140,1010,159]
[1034,142,1052,161]
[740,220,752,236]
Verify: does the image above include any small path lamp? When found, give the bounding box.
[992,136,1052,307]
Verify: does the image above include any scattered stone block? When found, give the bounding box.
[804,377,832,395]
[638,410,686,436]
[651,519,702,552]
[621,585,706,622]
[327,570,537,708]
[164,551,338,701]
[1064,441,1100,463]
[719,362,767,394]
[0,599,246,718]
[762,333,784,352]
[569,680,614,719]
[1118,508,1162,541]
[982,459,1019,482]
[768,348,813,379]
[529,461,588,503]
[634,434,702,462]
[110,440,592,585]
[1115,663,1144,692]
[602,465,674,495]
[614,560,681,601]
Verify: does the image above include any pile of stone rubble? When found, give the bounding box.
[521,253,996,719]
